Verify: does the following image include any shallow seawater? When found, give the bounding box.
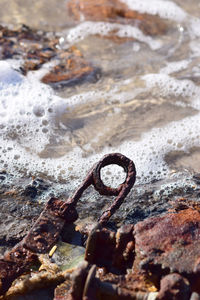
[0,0,200,226]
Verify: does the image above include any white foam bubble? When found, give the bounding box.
[120,113,200,182]
[0,63,65,153]
[142,72,200,111]
[120,0,186,22]
[66,21,162,50]
[0,61,22,87]
[190,40,200,58]
[119,0,200,44]
[142,73,199,100]
[189,17,200,38]
[160,60,190,75]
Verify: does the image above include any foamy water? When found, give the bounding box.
[0,0,200,199]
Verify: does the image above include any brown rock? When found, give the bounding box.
[68,0,167,37]
[41,47,100,88]
[0,25,100,88]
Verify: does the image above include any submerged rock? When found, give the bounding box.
[50,241,85,271]
[68,0,168,42]
[41,46,101,88]
[0,24,101,88]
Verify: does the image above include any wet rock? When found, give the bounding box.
[0,171,7,182]
[41,47,101,89]
[32,178,50,192]
[157,273,191,300]
[68,0,168,40]
[0,24,101,88]
[193,173,200,185]
[21,178,51,199]
[125,186,171,226]
[23,185,38,199]
[0,195,43,251]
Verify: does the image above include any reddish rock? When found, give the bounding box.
[41,47,100,88]
[0,25,100,88]
[68,0,168,37]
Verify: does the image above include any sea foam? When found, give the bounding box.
[66,21,162,50]
[0,59,200,194]
[1,0,200,195]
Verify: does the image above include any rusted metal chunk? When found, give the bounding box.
[92,153,136,224]
[98,270,158,298]
[0,259,25,295]
[54,263,158,300]
[0,244,38,295]
[23,198,78,253]
[54,261,90,300]
[134,208,200,278]
[4,244,37,264]
[68,0,168,38]
[0,198,77,295]
[113,224,135,271]
[157,273,191,300]
[85,224,134,273]
[85,225,116,269]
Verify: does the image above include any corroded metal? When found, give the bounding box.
[0,153,136,296]
[54,262,158,300]
[23,153,136,254]
[85,224,134,273]
[5,153,200,299]
[157,273,191,300]
[92,153,136,224]
[0,244,38,295]
[134,207,200,276]
[82,202,200,299]
[3,196,200,299]
[23,198,78,253]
